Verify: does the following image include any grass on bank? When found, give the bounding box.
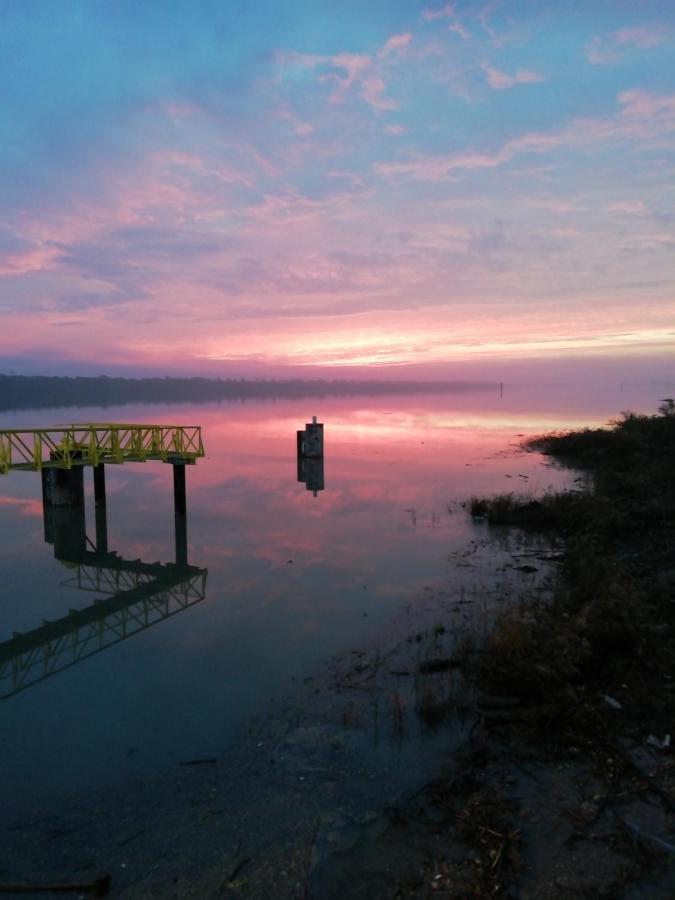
[467,404,675,735]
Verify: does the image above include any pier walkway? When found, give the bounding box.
[0,421,207,698]
[0,423,204,473]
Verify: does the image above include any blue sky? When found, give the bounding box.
[1,0,674,376]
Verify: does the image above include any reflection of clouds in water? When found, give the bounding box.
[0,496,43,517]
[0,386,660,819]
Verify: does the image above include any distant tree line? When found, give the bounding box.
[0,373,497,411]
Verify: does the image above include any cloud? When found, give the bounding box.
[361,76,397,111]
[422,4,456,21]
[278,30,411,111]
[277,106,314,137]
[586,25,671,64]
[481,64,544,90]
[384,124,408,135]
[422,3,470,39]
[379,33,412,58]
[585,37,616,66]
[281,49,396,110]
[614,26,669,48]
[375,89,675,181]
[608,201,646,214]
[468,219,506,256]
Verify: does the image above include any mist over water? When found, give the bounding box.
[0,379,666,820]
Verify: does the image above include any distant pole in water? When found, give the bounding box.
[499,381,503,399]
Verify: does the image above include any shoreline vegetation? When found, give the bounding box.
[0,374,499,411]
[399,403,675,897]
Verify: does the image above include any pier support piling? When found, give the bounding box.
[173,462,187,518]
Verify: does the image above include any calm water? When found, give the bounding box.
[0,383,664,823]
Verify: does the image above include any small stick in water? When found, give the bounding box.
[0,873,111,895]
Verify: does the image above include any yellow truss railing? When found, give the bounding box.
[0,424,205,473]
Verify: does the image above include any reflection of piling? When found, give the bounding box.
[297,416,325,496]
[41,462,85,509]
[92,463,108,551]
[93,463,106,508]
[175,514,188,566]
[46,506,87,561]
[95,506,108,555]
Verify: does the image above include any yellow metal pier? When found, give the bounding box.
[0,423,204,473]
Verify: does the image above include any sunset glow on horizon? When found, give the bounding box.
[1,1,674,378]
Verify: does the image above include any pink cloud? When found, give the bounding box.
[422,4,456,21]
[448,20,470,41]
[586,25,671,65]
[618,88,675,120]
[327,52,370,89]
[376,89,675,181]
[0,244,60,276]
[481,64,544,90]
[585,37,615,65]
[277,106,314,137]
[0,497,43,517]
[614,26,669,48]
[385,124,408,136]
[361,75,397,111]
[422,3,470,40]
[280,40,403,111]
[379,32,413,57]
[608,201,646,214]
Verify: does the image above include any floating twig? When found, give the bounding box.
[0,874,110,895]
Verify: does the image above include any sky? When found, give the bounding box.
[1,0,674,380]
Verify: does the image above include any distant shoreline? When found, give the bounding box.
[0,373,500,412]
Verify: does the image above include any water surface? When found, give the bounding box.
[0,382,663,822]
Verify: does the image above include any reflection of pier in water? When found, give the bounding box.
[0,423,207,700]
